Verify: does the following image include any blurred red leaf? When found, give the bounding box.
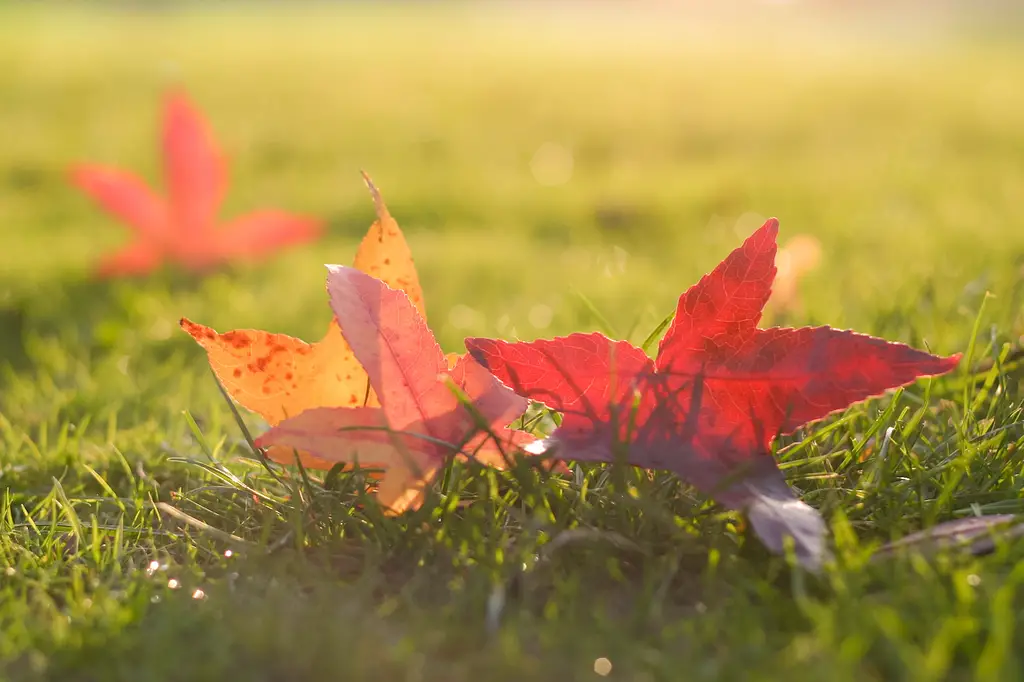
[466,219,961,569]
[71,89,320,278]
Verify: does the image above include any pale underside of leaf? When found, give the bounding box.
[448,354,530,429]
[741,464,829,572]
[254,267,535,511]
[524,435,827,571]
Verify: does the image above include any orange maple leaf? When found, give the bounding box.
[181,175,538,495]
[72,89,321,277]
[181,173,421,430]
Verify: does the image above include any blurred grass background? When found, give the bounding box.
[2,2,1022,340]
[0,1,1022,437]
[2,4,1024,679]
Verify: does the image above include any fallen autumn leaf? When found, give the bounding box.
[466,218,961,570]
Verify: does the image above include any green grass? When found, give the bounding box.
[2,4,1024,680]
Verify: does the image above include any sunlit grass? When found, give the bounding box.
[2,4,1024,681]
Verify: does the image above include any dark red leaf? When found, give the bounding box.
[467,218,961,569]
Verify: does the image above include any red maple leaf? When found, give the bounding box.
[71,89,321,278]
[253,265,537,513]
[466,219,961,569]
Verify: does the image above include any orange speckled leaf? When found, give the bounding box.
[181,173,423,427]
[352,171,425,320]
[180,318,370,426]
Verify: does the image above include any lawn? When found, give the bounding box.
[2,4,1024,680]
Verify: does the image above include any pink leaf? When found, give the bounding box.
[464,427,544,469]
[449,354,529,429]
[254,406,424,470]
[326,264,455,433]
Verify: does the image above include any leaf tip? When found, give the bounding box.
[179,317,216,344]
[326,263,366,292]
[360,171,389,219]
[463,338,490,368]
[752,217,781,248]
[928,351,963,376]
[67,164,89,185]
[747,493,829,572]
[162,85,194,114]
